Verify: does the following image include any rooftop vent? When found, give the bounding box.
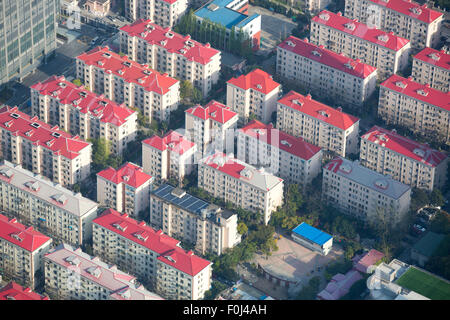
[25,130,34,137]
[286,40,296,47]
[146,24,154,30]
[112,222,127,232]
[339,163,352,174]
[123,61,131,68]
[185,40,194,47]
[344,62,355,69]
[52,132,61,138]
[25,181,40,191]
[413,148,425,158]
[98,61,105,66]
[417,89,428,96]
[79,91,87,98]
[171,187,186,198]
[256,84,262,89]
[0,168,14,178]
[395,81,407,89]
[58,82,67,88]
[240,168,252,179]
[86,266,102,278]
[133,232,148,241]
[102,52,111,58]
[292,99,303,106]
[344,23,356,31]
[319,13,330,21]
[374,179,389,189]
[10,113,20,119]
[180,48,187,54]
[4,120,13,128]
[99,100,108,106]
[280,140,292,147]
[410,7,422,15]
[160,40,167,46]
[311,50,322,57]
[65,255,80,266]
[11,232,24,242]
[254,129,266,135]
[207,3,219,11]
[377,34,389,42]
[165,32,174,38]
[143,70,152,76]
[46,139,55,147]
[428,53,440,61]
[52,193,68,204]
[318,110,329,117]
[30,122,41,129]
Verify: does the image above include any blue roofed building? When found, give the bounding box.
[194,0,261,49]
[292,222,333,255]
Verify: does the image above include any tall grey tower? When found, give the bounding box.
[0,0,58,86]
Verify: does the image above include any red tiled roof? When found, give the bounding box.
[366,0,443,24]
[277,90,360,130]
[239,120,322,160]
[202,152,246,180]
[413,47,450,71]
[185,100,238,124]
[97,162,153,188]
[278,36,377,79]
[77,47,179,95]
[227,69,280,94]
[93,209,211,276]
[0,282,49,300]
[312,10,410,51]
[0,214,51,252]
[354,249,384,273]
[120,20,220,65]
[362,125,448,167]
[142,131,196,155]
[0,106,91,160]
[380,74,450,112]
[31,75,136,127]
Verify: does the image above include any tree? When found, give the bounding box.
[340,277,368,300]
[72,79,82,86]
[91,137,111,168]
[237,222,248,235]
[430,189,444,207]
[180,80,194,104]
[296,276,321,300]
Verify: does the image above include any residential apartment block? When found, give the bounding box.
[322,156,411,224]
[378,74,450,144]
[0,160,99,247]
[304,0,332,14]
[198,152,284,225]
[0,282,49,300]
[142,131,197,182]
[76,47,180,123]
[185,100,239,156]
[44,243,164,300]
[125,0,188,28]
[226,69,281,123]
[237,120,323,187]
[30,75,137,156]
[84,0,111,16]
[150,184,241,255]
[119,20,221,96]
[0,0,58,86]
[276,91,360,157]
[412,48,449,93]
[97,162,154,216]
[360,126,449,191]
[0,214,52,289]
[310,10,411,78]
[344,0,444,50]
[92,209,213,300]
[277,36,377,107]
[0,106,91,187]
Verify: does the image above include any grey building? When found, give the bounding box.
[0,0,58,86]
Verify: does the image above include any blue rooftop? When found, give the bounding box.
[292,223,332,246]
[195,0,258,29]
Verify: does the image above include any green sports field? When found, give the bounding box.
[395,267,450,300]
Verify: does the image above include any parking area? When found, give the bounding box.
[248,5,297,54]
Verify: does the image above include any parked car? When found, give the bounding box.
[412,224,426,235]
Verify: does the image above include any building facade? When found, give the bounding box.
[150,184,241,255]
[310,10,411,78]
[304,0,332,14]
[0,0,58,86]
[30,75,137,156]
[0,106,92,187]
[125,0,188,28]
[378,74,450,144]
[412,48,449,93]
[119,20,221,96]
[198,152,284,225]
[291,222,333,255]
[76,47,180,123]
[344,0,444,50]
[97,162,154,216]
[0,160,99,247]
[185,100,239,157]
[92,208,212,300]
[226,69,281,123]
[142,131,197,182]
[44,243,164,300]
[322,156,411,224]
[360,126,449,191]
[237,120,323,187]
[276,90,360,157]
[83,0,111,16]
[277,36,378,107]
[0,214,52,289]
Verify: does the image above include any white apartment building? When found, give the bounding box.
[76,47,180,123]
[412,48,449,93]
[226,68,281,123]
[378,74,450,144]
[360,126,449,191]
[150,184,242,256]
[322,156,411,224]
[125,0,188,28]
[304,0,332,14]
[237,120,323,187]
[276,90,360,157]
[0,214,52,289]
[92,208,213,300]
[310,10,411,78]
[142,131,197,182]
[30,75,137,156]
[344,0,444,50]
[277,36,378,107]
[44,243,164,300]
[198,152,284,225]
[0,160,99,247]
[97,162,154,217]
[185,100,239,157]
[0,106,91,187]
[119,20,221,96]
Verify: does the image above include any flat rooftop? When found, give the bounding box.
[195,0,259,29]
